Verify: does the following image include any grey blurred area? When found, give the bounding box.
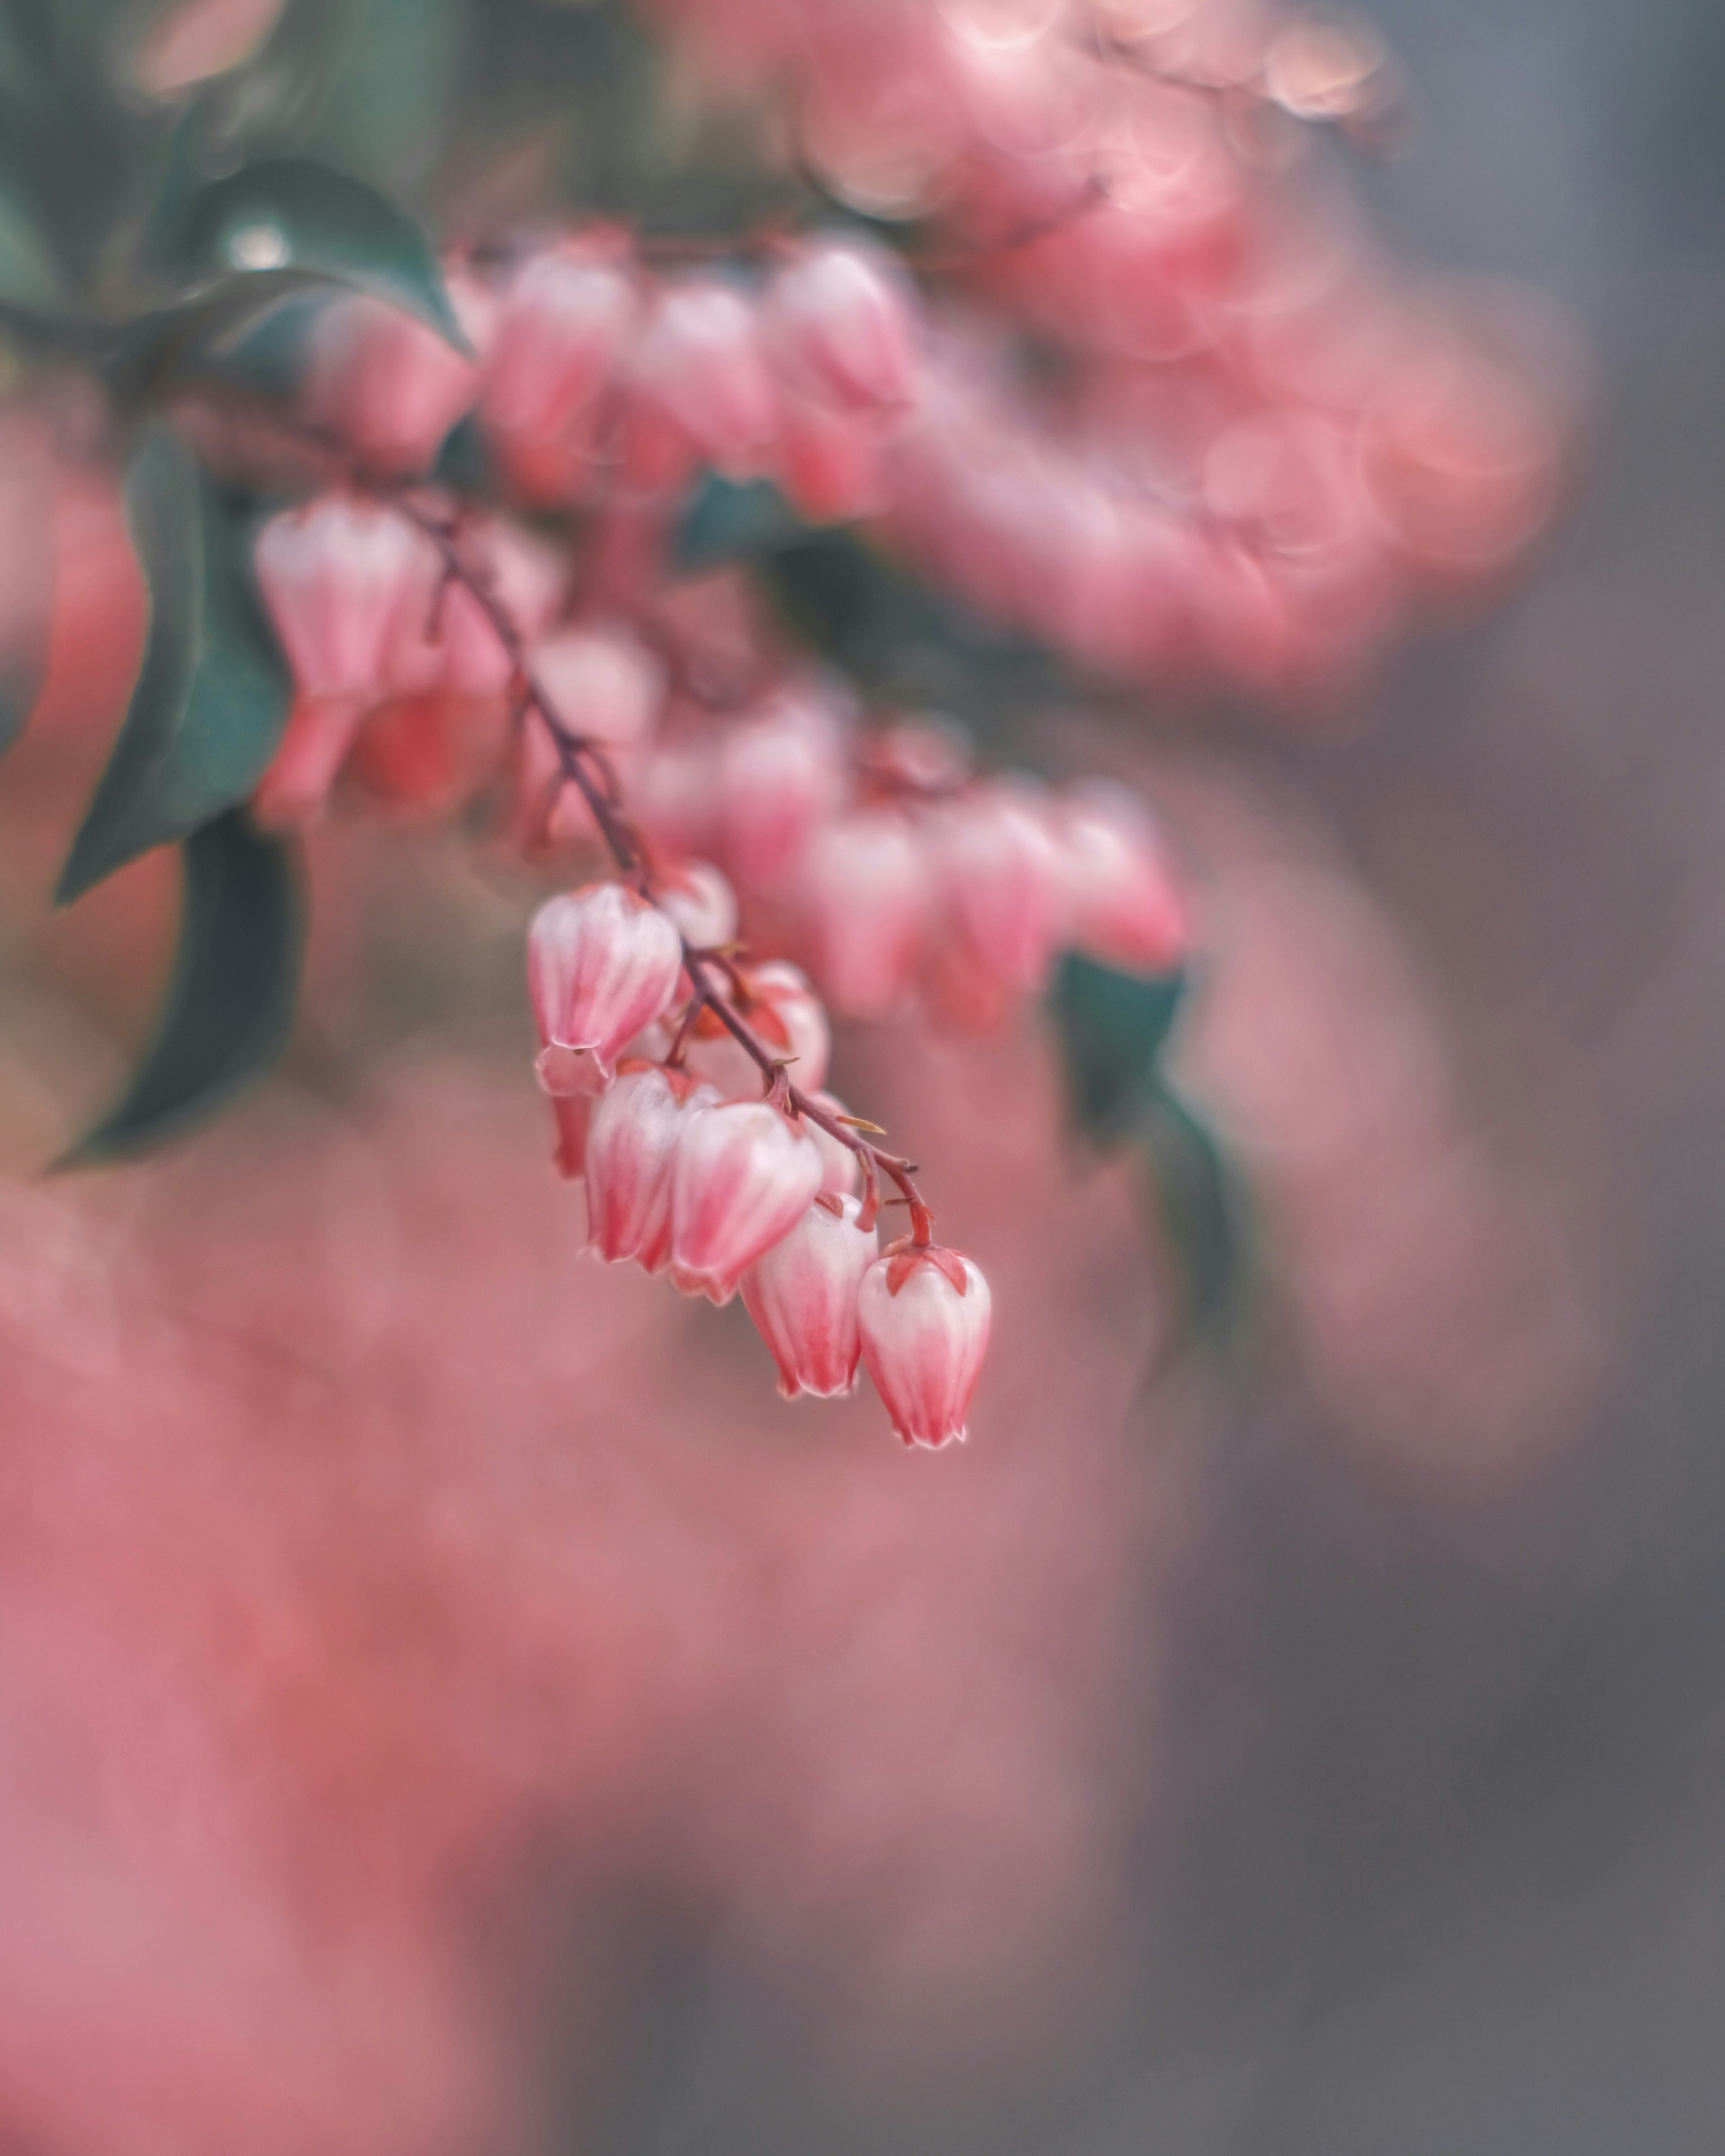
[556,1,1725,2150]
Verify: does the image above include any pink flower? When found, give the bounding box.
[858,1242,992,1449]
[1052,782,1190,974]
[930,779,1061,994]
[251,691,371,829]
[759,238,919,414]
[655,861,739,951]
[301,272,492,477]
[715,686,849,893]
[668,1101,825,1304]
[584,1065,720,1272]
[527,884,684,1096]
[633,727,722,863]
[742,1192,878,1398]
[801,808,928,1019]
[481,240,640,453]
[531,627,666,837]
[630,279,779,473]
[775,391,887,523]
[684,962,831,1101]
[254,495,439,700]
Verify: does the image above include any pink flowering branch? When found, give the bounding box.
[388,491,938,1248]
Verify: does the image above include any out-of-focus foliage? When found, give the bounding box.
[61,805,301,1161]
[58,429,289,899]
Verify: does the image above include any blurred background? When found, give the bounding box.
[4,0,1725,2152]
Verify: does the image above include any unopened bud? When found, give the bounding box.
[858,1243,991,1449]
[802,808,928,1019]
[930,779,1060,994]
[584,1064,720,1272]
[303,273,491,476]
[1053,782,1189,973]
[255,494,438,700]
[743,1192,878,1398]
[760,239,919,415]
[631,278,779,473]
[715,687,848,893]
[528,882,684,1096]
[669,1100,825,1304]
[482,239,640,451]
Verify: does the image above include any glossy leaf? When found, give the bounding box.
[168,156,467,348]
[1136,1082,1249,1339]
[60,809,302,1166]
[58,428,291,903]
[108,265,336,398]
[1049,950,1187,1145]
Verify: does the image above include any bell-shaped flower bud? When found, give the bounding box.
[743,1192,878,1398]
[656,860,738,951]
[802,808,929,1019]
[482,239,641,450]
[527,883,684,1096]
[669,1100,825,1304]
[715,686,849,893]
[686,961,831,1101]
[1053,782,1190,974]
[630,279,779,473]
[858,1243,992,1450]
[804,1091,862,1197]
[584,1064,721,1272]
[302,272,492,476]
[760,239,919,415]
[930,779,1060,994]
[255,494,439,700]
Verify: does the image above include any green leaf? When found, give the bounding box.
[167,156,467,347]
[674,472,801,574]
[60,808,301,1165]
[1049,949,1187,1146]
[107,265,337,398]
[1136,1082,1250,1340]
[0,160,63,310]
[58,427,292,903]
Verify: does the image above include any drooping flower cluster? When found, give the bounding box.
[522,882,991,1447]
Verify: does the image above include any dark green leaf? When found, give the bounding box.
[107,265,336,398]
[431,410,498,499]
[60,808,301,1165]
[58,427,291,903]
[1049,949,1187,1145]
[1136,1082,1250,1340]
[0,161,63,309]
[168,156,466,347]
[674,472,801,574]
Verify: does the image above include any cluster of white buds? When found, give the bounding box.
[525,883,991,1448]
